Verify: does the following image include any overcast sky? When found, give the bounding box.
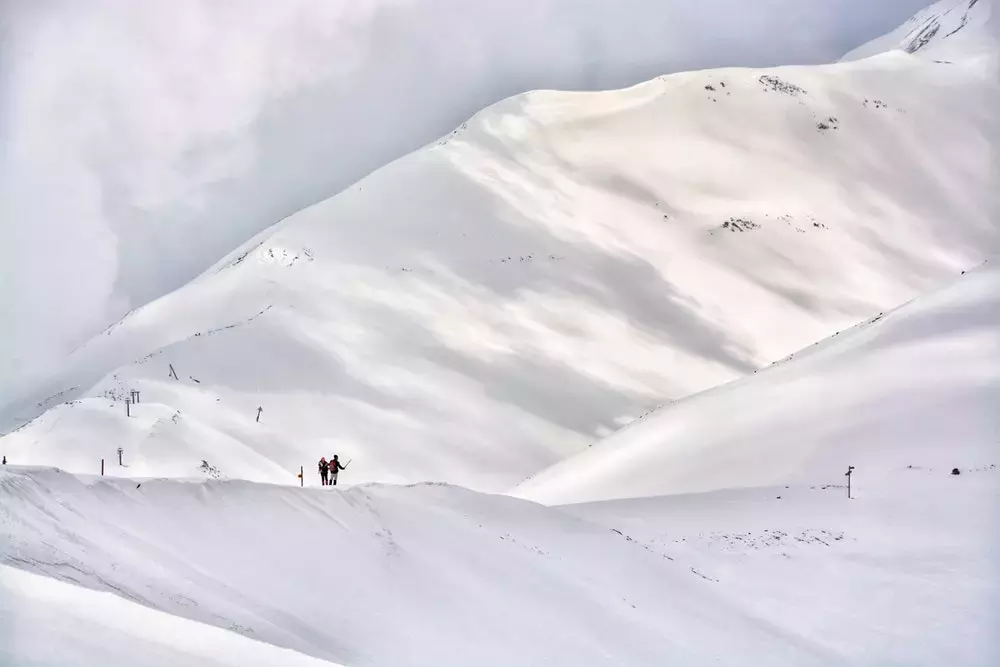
[0,0,931,402]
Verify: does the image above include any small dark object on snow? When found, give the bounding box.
[2,455,6,465]
[136,483,142,489]
[952,468,961,475]
[776,496,782,500]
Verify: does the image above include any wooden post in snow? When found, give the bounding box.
[845,466,855,499]
[256,406,263,423]
[169,364,178,380]
[101,459,105,476]
[126,399,131,417]
[117,447,123,466]
[299,466,304,488]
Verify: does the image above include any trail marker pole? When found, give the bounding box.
[101,459,105,476]
[169,364,178,380]
[299,466,304,488]
[126,399,131,417]
[845,465,855,499]
[117,447,123,466]
[256,407,263,423]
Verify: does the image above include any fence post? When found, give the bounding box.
[126,399,131,417]
[845,465,855,499]
[300,465,304,487]
[101,458,105,476]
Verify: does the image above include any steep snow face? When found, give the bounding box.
[0,0,939,396]
[844,0,998,60]
[2,466,997,666]
[2,30,997,491]
[517,260,1000,505]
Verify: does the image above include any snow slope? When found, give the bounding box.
[844,0,997,61]
[0,566,340,667]
[2,5,997,491]
[0,0,935,399]
[2,465,997,666]
[517,260,1000,504]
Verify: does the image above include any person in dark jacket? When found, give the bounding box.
[329,455,347,486]
[318,457,330,486]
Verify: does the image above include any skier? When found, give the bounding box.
[329,454,348,486]
[318,457,330,486]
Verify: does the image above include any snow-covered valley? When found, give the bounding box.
[1,0,997,665]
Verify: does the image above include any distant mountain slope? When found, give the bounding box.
[517,259,999,504]
[844,0,997,60]
[2,1,997,491]
[0,0,935,401]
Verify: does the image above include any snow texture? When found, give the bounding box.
[2,463,998,666]
[518,260,1000,503]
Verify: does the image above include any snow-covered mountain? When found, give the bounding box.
[2,4,998,665]
[844,0,997,61]
[2,1,997,492]
[0,0,940,399]
[518,259,1000,504]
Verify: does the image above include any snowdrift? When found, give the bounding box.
[518,260,1000,504]
[2,5,997,491]
[2,465,997,666]
[0,566,340,667]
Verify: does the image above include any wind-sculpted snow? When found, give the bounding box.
[1,466,997,665]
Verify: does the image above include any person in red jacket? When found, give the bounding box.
[329,455,348,486]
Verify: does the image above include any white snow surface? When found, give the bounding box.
[844,0,998,61]
[2,464,998,666]
[0,0,936,398]
[518,260,1000,504]
[1,6,998,664]
[0,566,340,667]
[2,14,997,492]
